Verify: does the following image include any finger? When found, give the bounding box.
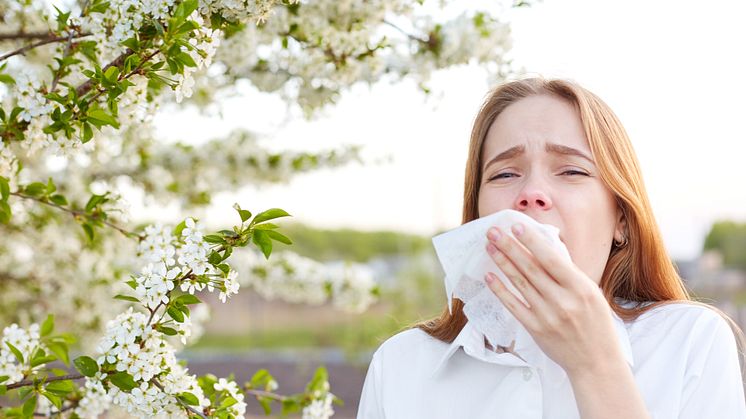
[484,272,540,331]
[509,222,582,290]
[485,241,540,309]
[487,226,563,298]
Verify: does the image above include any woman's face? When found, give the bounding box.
[477,94,624,285]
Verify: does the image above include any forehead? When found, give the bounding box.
[483,94,590,157]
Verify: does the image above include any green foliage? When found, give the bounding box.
[703,220,746,269]
[279,223,431,263]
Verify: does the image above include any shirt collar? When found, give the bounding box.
[431,306,634,378]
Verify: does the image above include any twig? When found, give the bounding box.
[383,19,428,44]
[51,0,91,92]
[151,378,207,418]
[76,48,160,99]
[34,403,77,416]
[9,191,141,240]
[6,373,85,390]
[245,388,288,401]
[0,33,91,62]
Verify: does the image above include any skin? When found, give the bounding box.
[477,94,651,419]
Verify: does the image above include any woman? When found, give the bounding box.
[356,77,746,418]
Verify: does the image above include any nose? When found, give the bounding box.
[514,181,553,211]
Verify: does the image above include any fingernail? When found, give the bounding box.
[486,242,497,255]
[512,223,524,236]
[487,227,501,242]
[484,272,495,283]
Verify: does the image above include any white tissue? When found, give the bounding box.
[431,209,572,349]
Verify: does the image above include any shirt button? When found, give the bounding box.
[522,368,533,381]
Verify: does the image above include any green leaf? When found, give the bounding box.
[45,342,69,366]
[265,230,292,245]
[87,109,120,128]
[45,379,74,396]
[114,294,140,303]
[253,223,279,230]
[258,396,272,415]
[203,234,224,244]
[24,182,47,197]
[252,230,273,259]
[0,73,15,84]
[103,66,119,83]
[167,307,184,323]
[46,177,56,194]
[251,208,291,225]
[50,194,68,206]
[43,391,62,409]
[176,52,197,68]
[0,176,10,201]
[109,371,137,391]
[0,200,11,224]
[0,384,6,396]
[73,356,98,377]
[84,193,106,212]
[173,294,201,305]
[41,314,54,337]
[237,208,252,223]
[177,392,199,406]
[157,325,178,336]
[22,394,37,417]
[173,220,187,237]
[82,223,95,241]
[82,122,94,143]
[6,341,24,363]
[0,375,8,383]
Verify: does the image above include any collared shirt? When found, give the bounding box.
[356,300,746,419]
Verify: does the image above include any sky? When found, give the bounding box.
[153,0,746,261]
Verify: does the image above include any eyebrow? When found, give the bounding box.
[482,143,595,172]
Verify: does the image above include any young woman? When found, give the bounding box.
[356,77,746,419]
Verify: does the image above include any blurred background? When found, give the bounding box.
[152,0,746,417]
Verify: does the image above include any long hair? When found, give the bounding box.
[415,77,746,377]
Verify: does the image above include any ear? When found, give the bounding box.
[614,206,627,242]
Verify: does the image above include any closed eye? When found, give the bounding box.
[560,170,589,176]
[487,170,589,181]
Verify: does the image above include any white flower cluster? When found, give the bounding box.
[73,372,113,418]
[197,0,287,24]
[174,13,223,103]
[136,129,360,207]
[302,381,335,419]
[137,218,239,305]
[92,308,210,418]
[213,377,248,417]
[237,250,378,313]
[0,323,42,384]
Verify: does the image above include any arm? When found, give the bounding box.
[357,350,386,419]
[567,350,651,419]
[677,313,746,419]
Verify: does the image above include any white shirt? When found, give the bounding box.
[356,300,746,419]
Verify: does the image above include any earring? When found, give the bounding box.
[614,235,628,248]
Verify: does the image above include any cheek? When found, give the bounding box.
[477,188,512,217]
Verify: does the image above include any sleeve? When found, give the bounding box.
[678,311,746,419]
[357,349,386,419]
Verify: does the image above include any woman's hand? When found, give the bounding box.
[483,222,624,376]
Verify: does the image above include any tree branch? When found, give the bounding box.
[0,32,91,62]
[6,373,85,390]
[76,48,160,100]
[245,388,288,401]
[9,191,141,240]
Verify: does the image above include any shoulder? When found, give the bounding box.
[625,300,740,366]
[369,326,449,369]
